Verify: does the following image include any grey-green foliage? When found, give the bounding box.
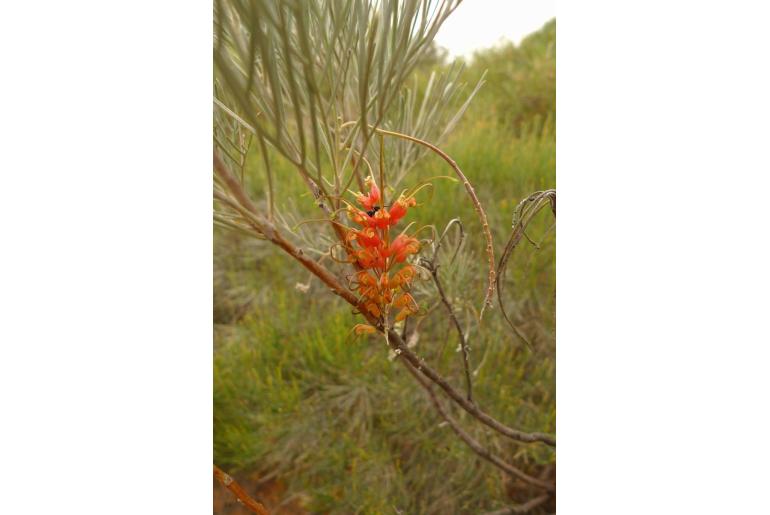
[213,0,481,223]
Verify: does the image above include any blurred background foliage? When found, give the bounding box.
[215,18,556,514]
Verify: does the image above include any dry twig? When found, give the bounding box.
[496,190,556,347]
[420,218,473,401]
[387,328,556,447]
[403,361,555,492]
[214,464,270,515]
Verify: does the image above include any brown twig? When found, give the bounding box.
[214,464,270,515]
[496,190,555,348]
[483,494,551,514]
[387,328,555,447]
[214,153,364,308]
[420,257,473,403]
[402,361,555,492]
[421,218,473,401]
[432,217,465,267]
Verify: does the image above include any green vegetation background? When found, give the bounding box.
[215,20,555,514]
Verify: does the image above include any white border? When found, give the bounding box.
[1,2,211,513]
[558,0,770,512]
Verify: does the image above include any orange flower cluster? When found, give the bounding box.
[346,176,421,332]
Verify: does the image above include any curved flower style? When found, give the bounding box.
[346,176,422,332]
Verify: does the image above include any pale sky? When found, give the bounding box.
[434,0,556,58]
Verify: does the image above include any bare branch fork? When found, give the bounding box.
[402,359,555,492]
[387,326,556,447]
[420,218,473,402]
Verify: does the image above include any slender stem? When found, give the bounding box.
[423,259,473,403]
[213,464,270,515]
[214,154,262,219]
[215,153,364,306]
[403,361,555,492]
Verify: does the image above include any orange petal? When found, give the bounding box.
[395,307,411,322]
[353,324,377,335]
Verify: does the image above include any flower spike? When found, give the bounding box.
[342,176,433,334]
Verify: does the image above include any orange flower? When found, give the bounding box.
[393,292,418,310]
[372,209,392,229]
[354,247,386,269]
[356,227,382,248]
[352,324,377,335]
[356,176,381,211]
[346,206,375,227]
[387,194,417,225]
[389,234,420,263]
[350,178,417,230]
[390,265,416,289]
[345,176,423,331]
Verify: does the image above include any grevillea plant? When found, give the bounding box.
[213,0,556,512]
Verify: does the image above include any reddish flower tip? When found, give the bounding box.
[356,176,381,211]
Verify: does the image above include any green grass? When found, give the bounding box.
[214,20,556,514]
